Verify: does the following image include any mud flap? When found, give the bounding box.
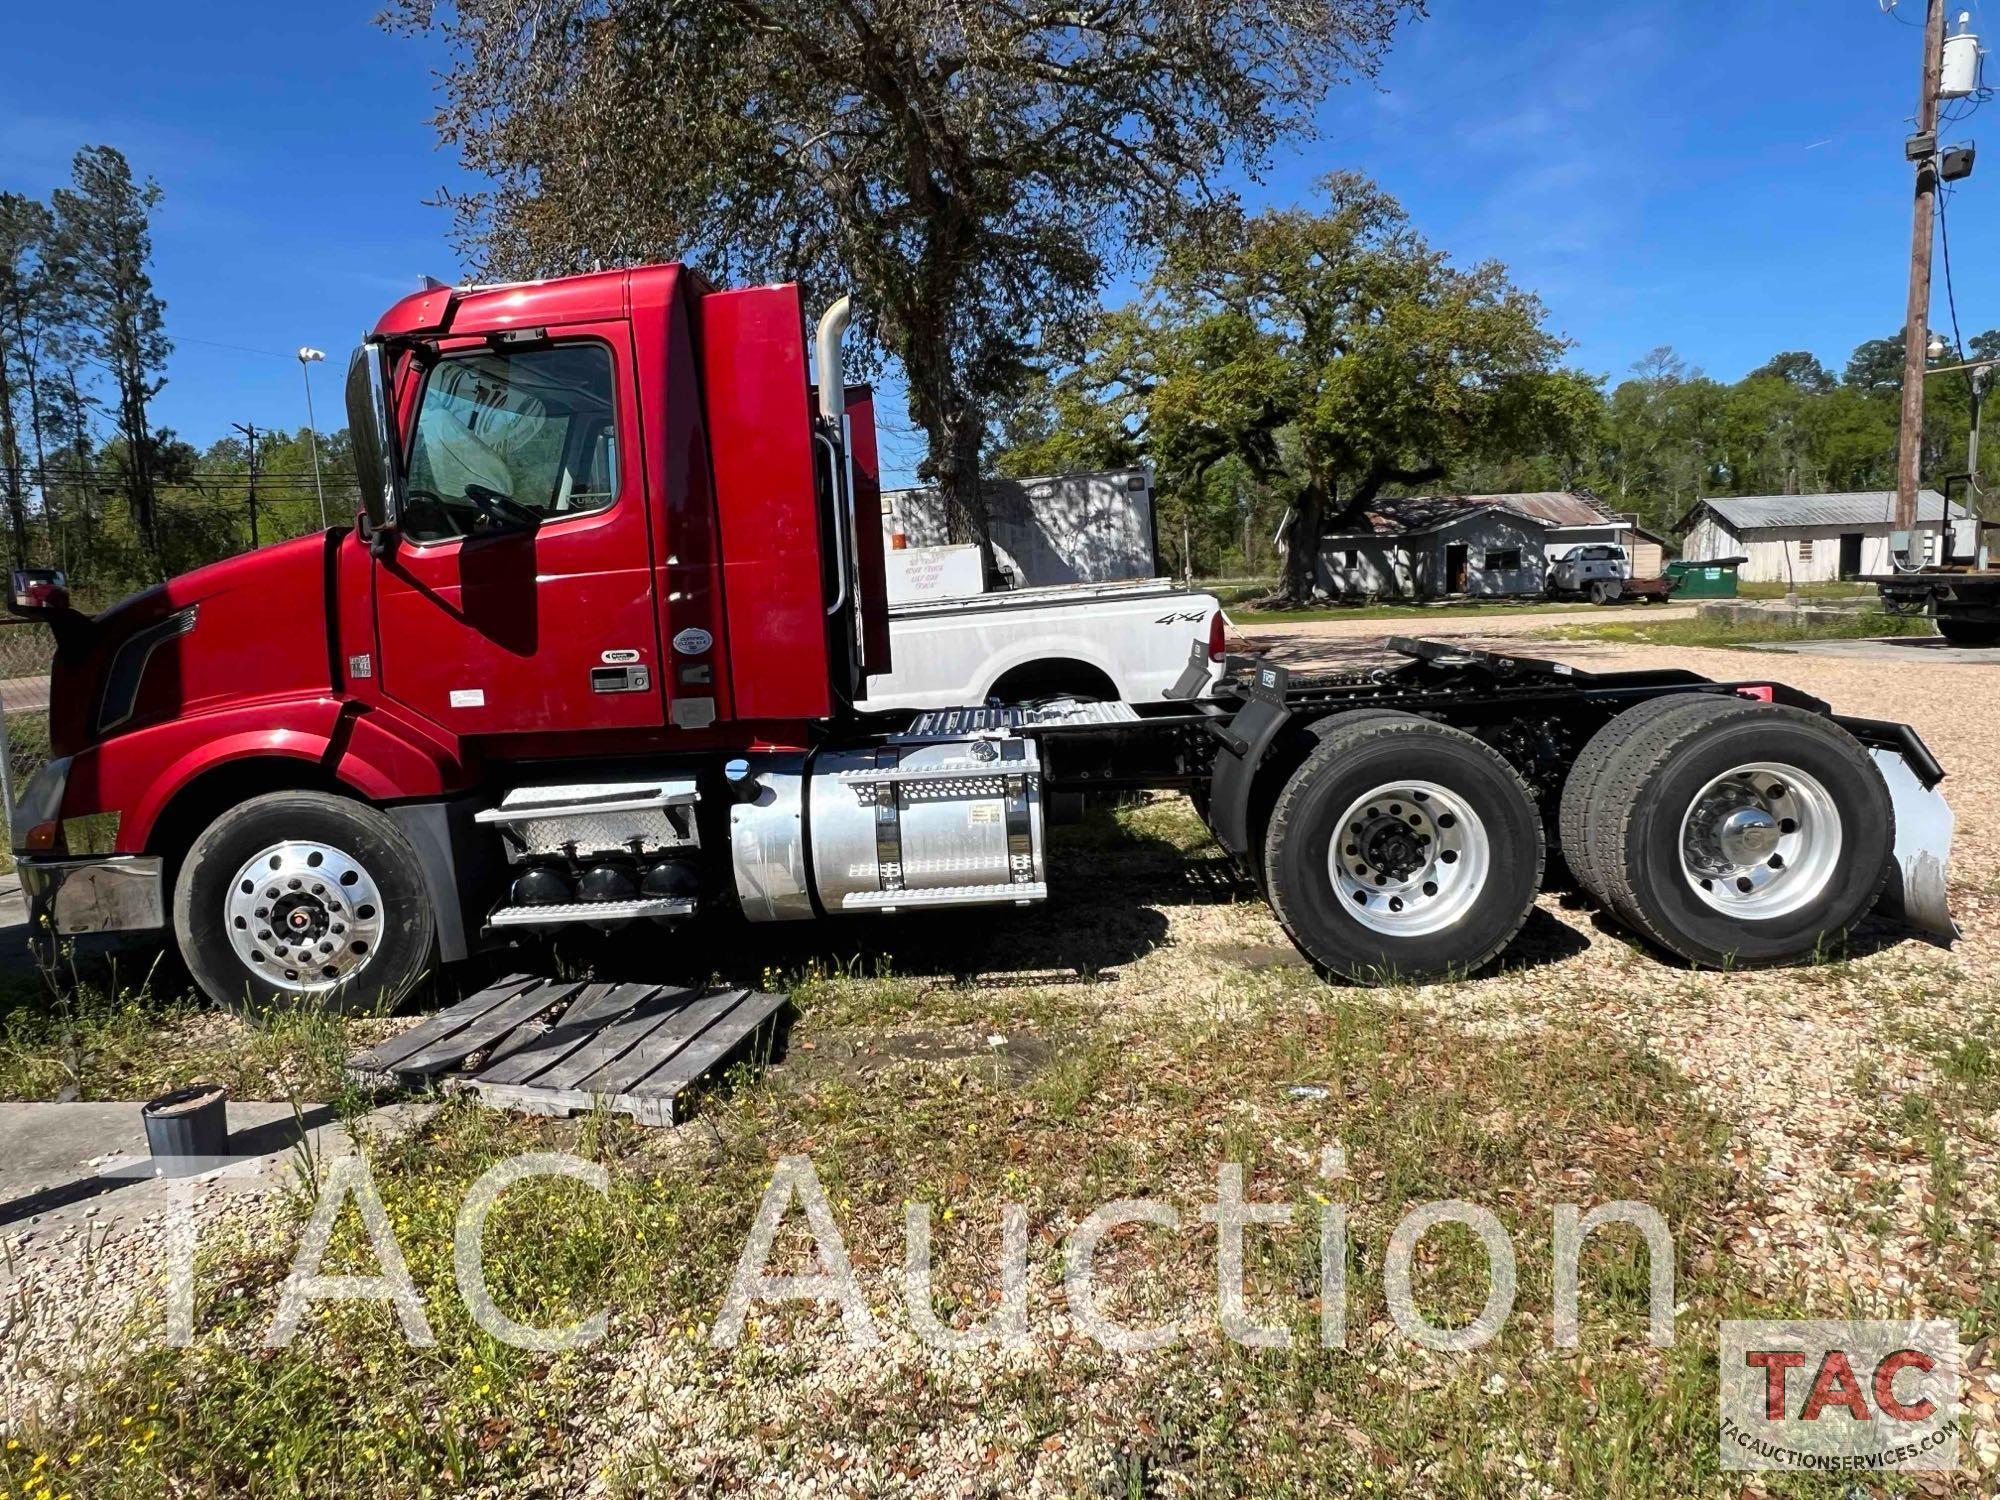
[1870,748,1958,942]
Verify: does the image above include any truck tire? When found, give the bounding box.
[1262,717,1543,983]
[1936,616,2000,647]
[173,791,438,1014]
[1558,693,1725,897]
[1572,696,1892,968]
[1245,708,1427,898]
[1590,580,1622,605]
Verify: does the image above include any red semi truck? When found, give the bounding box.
[6,265,1959,1011]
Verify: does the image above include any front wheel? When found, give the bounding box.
[1262,717,1544,983]
[172,790,437,1014]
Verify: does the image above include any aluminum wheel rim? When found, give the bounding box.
[224,841,386,993]
[1328,780,1491,937]
[1678,760,1841,919]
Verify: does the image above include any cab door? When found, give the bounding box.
[373,327,666,735]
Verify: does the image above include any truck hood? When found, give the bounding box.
[50,534,338,757]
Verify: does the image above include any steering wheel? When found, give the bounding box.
[402,485,476,539]
[462,483,542,531]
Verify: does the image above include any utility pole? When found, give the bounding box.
[231,422,260,548]
[298,348,329,530]
[1895,0,1948,538]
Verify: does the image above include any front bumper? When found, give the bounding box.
[18,855,166,944]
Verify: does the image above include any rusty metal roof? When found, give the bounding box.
[1324,490,1619,539]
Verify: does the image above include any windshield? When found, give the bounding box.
[403,343,618,542]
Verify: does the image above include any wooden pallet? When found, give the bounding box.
[346,974,790,1125]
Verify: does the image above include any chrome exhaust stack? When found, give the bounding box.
[815,295,852,422]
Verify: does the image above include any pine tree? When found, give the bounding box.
[51,146,170,566]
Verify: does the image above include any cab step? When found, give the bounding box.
[475,778,700,860]
[486,896,696,929]
[842,880,1047,912]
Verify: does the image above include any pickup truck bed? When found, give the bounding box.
[857,576,1222,710]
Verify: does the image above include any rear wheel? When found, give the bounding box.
[1262,717,1543,983]
[1559,694,1727,896]
[1569,697,1892,967]
[1935,615,2000,647]
[173,791,437,1014]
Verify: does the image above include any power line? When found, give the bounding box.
[0,467,349,483]
[1937,179,1969,377]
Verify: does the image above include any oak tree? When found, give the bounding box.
[387,0,1415,576]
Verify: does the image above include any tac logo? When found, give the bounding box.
[1720,1320,1960,1472]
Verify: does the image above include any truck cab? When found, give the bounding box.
[10,267,1022,1010]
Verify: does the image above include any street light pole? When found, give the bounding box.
[297,347,328,530]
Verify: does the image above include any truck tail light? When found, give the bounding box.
[1736,684,1775,703]
[1207,610,1227,663]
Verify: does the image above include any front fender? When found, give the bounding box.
[59,696,466,853]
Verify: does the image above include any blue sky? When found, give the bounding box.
[5,0,1995,486]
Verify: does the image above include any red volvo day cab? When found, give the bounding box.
[8,264,1960,1011]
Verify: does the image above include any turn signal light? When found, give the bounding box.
[19,820,63,854]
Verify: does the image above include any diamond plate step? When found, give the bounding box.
[487,897,697,928]
[898,701,1141,738]
[841,881,1048,912]
[474,779,699,825]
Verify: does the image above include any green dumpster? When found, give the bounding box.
[1665,556,1744,599]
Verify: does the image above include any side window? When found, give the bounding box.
[403,344,618,543]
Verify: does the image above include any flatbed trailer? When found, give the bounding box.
[1865,568,2000,646]
[5,264,1959,1008]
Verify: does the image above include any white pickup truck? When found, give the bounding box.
[857,574,1226,710]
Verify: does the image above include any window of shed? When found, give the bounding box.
[1798,538,1815,562]
[1486,547,1523,571]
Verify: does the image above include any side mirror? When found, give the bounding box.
[344,343,405,533]
[8,568,69,617]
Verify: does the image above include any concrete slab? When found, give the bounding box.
[0,1098,436,1246]
[0,1100,308,1217]
[1741,636,2000,666]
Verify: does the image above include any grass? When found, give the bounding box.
[0,942,413,1104]
[1551,609,1933,650]
[0,798,1946,1498]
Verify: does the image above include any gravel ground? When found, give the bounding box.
[0,1104,436,1426]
